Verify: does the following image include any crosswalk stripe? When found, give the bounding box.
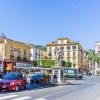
[0,93,15,97]
[0,94,18,100]
[35,98,46,100]
[11,96,32,100]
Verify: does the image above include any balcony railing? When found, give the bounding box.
[10,55,14,60]
[17,56,21,61]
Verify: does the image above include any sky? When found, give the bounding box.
[0,0,100,50]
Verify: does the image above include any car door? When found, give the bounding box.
[17,74,25,87]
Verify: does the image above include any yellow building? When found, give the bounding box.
[47,38,85,70]
[0,38,32,71]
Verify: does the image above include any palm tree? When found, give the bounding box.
[86,50,100,73]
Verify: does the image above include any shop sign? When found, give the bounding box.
[16,63,31,67]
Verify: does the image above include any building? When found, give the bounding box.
[95,42,100,75]
[83,51,90,73]
[30,45,47,66]
[47,38,85,70]
[0,38,33,71]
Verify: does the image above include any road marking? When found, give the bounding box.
[11,96,32,100]
[35,98,46,100]
[0,94,18,100]
[0,93,15,96]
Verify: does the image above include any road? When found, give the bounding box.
[0,75,100,100]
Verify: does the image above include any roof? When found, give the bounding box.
[6,38,32,47]
[47,37,85,51]
[57,37,71,40]
[32,45,46,51]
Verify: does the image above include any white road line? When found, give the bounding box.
[35,98,46,100]
[11,96,32,100]
[0,93,15,96]
[0,94,18,100]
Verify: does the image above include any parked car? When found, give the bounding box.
[64,67,83,80]
[76,72,83,80]
[30,72,51,84]
[0,72,27,92]
[87,72,92,76]
[30,72,43,84]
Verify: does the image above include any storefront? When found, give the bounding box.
[4,61,16,72]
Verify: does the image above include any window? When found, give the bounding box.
[67,46,70,49]
[10,46,14,54]
[24,50,27,58]
[48,53,52,56]
[54,47,57,55]
[73,52,76,56]
[67,50,70,57]
[14,48,17,52]
[67,57,70,62]
[17,48,21,56]
[49,47,51,51]
[60,46,64,51]
[72,46,76,49]
[73,57,76,64]
[49,47,52,56]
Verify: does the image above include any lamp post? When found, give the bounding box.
[0,33,6,72]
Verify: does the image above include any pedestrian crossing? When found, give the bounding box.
[0,93,32,100]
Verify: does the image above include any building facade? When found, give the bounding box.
[95,42,100,75]
[47,38,85,70]
[30,45,47,66]
[0,38,32,71]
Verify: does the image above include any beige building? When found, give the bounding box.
[95,42,100,75]
[0,38,33,71]
[47,38,85,70]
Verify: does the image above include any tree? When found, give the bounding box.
[37,59,55,68]
[86,50,100,67]
[61,60,72,67]
[88,51,97,62]
[66,62,72,67]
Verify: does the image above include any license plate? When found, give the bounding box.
[2,86,7,88]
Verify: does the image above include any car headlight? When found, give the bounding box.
[10,82,15,86]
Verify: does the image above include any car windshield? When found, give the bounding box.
[2,73,19,80]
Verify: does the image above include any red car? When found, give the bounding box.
[0,72,27,92]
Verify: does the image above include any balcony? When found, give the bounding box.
[10,55,14,60]
[22,57,27,62]
[17,56,21,61]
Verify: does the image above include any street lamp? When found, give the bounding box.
[0,33,6,72]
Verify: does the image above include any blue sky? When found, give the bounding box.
[0,0,100,49]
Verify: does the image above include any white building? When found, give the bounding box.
[95,42,100,75]
[30,46,44,66]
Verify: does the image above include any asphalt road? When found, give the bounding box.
[0,75,100,100]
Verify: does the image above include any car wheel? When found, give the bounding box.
[15,86,19,92]
[24,84,28,89]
